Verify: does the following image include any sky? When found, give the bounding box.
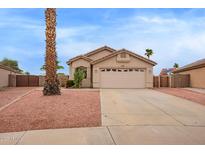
[0,8,205,75]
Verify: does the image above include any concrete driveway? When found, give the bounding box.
[101,89,205,144]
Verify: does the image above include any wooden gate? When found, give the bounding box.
[160,76,169,87]
[171,74,190,88]
[153,76,159,88]
[16,75,39,87]
[28,75,39,87]
[153,74,190,88]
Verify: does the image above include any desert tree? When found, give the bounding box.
[40,60,64,71]
[145,49,154,59]
[43,8,61,95]
[173,63,179,69]
[0,58,23,72]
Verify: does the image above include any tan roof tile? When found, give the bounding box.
[0,64,21,73]
[174,58,205,73]
[91,49,157,66]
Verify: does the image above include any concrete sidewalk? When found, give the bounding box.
[1,125,205,144]
[0,127,114,145]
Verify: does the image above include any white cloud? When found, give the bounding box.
[174,33,205,55]
[56,13,205,74]
[58,40,100,58]
[0,15,42,28]
[136,16,178,24]
[57,25,100,39]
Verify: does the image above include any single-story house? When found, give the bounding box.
[173,58,205,88]
[67,46,157,88]
[0,64,21,88]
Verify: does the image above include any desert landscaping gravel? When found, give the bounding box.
[156,88,205,106]
[0,89,101,133]
[0,87,35,108]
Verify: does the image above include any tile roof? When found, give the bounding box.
[173,58,205,73]
[91,49,157,66]
[0,64,21,73]
[66,46,116,64]
[84,45,116,57]
[66,55,93,65]
[67,46,157,66]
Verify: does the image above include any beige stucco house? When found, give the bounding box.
[0,64,21,88]
[173,58,205,88]
[67,46,157,88]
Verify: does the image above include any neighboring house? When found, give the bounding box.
[173,58,205,88]
[160,68,176,76]
[0,64,21,88]
[67,46,157,88]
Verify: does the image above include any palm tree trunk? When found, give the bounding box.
[43,8,60,95]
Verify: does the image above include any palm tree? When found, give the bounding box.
[43,8,60,95]
[145,49,154,59]
[173,63,179,69]
[40,60,64,71]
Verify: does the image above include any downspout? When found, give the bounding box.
[91,64,93,88]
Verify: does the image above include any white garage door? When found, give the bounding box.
[100,68,145,88]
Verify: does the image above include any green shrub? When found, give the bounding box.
[73,69,85,88]
[66,80,74,88]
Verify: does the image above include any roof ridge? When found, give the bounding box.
[173,58,205,73]
[66,55,93,64]
[84,45,116,56]
[0,63,21,73]
[117,48,157,64]
[91,48,157,65]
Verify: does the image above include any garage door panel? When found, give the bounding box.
[100,69,145,88]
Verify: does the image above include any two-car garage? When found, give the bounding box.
[91,50,157,89]
[100,68,146,88]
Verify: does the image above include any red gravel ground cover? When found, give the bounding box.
[0,89,101,133]
[155,88,205,106]
[0,87,35,108]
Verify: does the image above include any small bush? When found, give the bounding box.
[66,80,74,88]
[73,69,85,88]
